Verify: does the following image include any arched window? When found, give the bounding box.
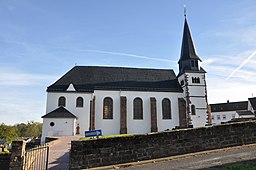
[103,97,113,119]
[58,96,66,107]
[133,97,143,119]
[192,77,200,83]
[162,98,171,119]
[76,97,84,107]
[191,104,196,115]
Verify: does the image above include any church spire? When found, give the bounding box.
[178,17,203,76]
[178,18,201,64]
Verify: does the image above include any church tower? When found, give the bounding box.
[177,17,209,127]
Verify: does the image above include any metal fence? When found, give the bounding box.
[24,144,49,170]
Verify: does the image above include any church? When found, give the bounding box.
[41,18,210,143]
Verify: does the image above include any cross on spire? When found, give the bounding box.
[184,5,187,18]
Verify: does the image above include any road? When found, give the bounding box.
[120,144,256,170]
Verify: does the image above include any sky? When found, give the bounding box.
[0,0,256,125]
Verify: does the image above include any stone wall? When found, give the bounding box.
[70,121,256,169]
[0,153,11,170]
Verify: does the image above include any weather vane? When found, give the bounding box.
[184,5,187,18]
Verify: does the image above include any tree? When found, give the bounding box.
[0,123,18,143]
[0,121,43,143]
[16,123,27,137]
[24,121,42,137]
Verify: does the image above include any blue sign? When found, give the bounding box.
[85,130,102,137]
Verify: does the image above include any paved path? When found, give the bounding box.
[123,144,256,170]
[48,136,82,170]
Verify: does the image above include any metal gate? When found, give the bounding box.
[24,144,49,170]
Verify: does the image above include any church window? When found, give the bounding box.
[133,97,143,119]
[58,96,66,107]
[195,61,198,68]
[50,122,55,127]
[217,115,221,120]
[191,60,195,67]
[103,97,113,119]
[180,80,184,86]
[222,115,226,120]
[191,60,198,68]
[76,97,84,107]
[192,77,200,83]
[191,104,196,115]
[162,98,172,119]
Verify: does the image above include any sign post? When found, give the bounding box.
[84,130,102,138]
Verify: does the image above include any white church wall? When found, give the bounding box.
[41,118,75,144]
[93,90,182,135]
[188,86,206,97]
[120,91,182,134]
[124,91,151,134]
[94,91,121,135]
[46,92,92,135]
[45,90,183,137]
[155,93,181,132]
[178,72,208,128]
[190,109,208,127]
[190,97,208,127]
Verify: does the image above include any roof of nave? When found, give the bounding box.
[210,101,248,113]
[236,110,255,116]
[47,66,183,93]
[249,97,256,110]
[42,107,77,118]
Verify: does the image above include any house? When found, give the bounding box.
[210,97,256,125]
[41,18,210,144]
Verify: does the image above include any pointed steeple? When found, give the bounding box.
[178,18,201,64]
[178,18,204,76]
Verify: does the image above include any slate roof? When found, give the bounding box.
[178,18,202,64]
[249,97,256,110]
[47,66,183,93]
[42,107,77,118]
[177,67,206,77]
[210,101,248,112]
[236,110,255,116]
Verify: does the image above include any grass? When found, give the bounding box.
[221,162,256,170]
[0,149,10,154]
[80,133,138,141]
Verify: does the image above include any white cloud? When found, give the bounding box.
[0,67,57,86]
[207,76,256,104]
[0,89,45,125]
[0,67,56,124]
[57,48,176,63]
[226,50,256,80]
[203,49,256,104]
